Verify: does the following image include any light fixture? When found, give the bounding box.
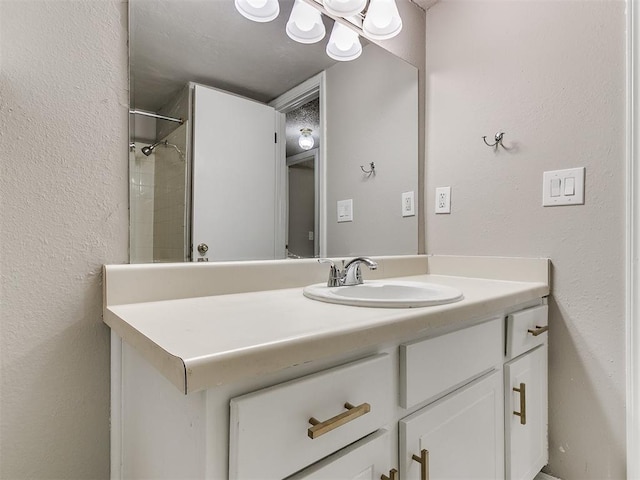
[322,0,366,18]
[326,22,362,62]
[362,0,402,40]
[234,0,280,23]
[286,0,326,44]
[233,0,404,62]
[299,128,314,150]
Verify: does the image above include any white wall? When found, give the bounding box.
[325,45,419,257]
[425,1,627,478]
[133,113,156,143]
[0,1,129,478]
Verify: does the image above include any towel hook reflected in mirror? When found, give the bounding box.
[360,162,375,176]
[482,132,505,149]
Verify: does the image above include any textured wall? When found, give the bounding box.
[425,1,626,478]
[0,1,129,478]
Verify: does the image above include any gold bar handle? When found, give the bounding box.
[381,468,398,480]
[412,449,429,480]
[513,382,527,425]
[527,325,548,336]
[308,402,370,439]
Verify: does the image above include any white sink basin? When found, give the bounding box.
[303,280,464,308]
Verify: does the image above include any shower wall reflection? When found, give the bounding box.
[153,123,188,262]
[129,145,155,263]
[130,118,189,263]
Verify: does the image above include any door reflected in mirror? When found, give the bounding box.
[129,0,418,263]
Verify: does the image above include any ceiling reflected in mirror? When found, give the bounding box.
[131,0,365,111]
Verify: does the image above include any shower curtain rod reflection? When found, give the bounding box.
[129,109,184,124]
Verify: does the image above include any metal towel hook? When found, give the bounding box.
[360,162,375,176]
[482,132,505,149]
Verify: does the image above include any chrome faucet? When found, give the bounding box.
[343,257,378,285]
[318,257,378,287]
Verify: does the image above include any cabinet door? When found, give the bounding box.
[287,429,394,480]
[505,344,548,480]
[399,371,504,480]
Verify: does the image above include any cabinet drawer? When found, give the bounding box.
[229,354,394,480]
[506,304,548,359]
[400,318,502,409]
[286,429,393,480]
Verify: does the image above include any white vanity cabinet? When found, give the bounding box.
[504,305,549,480]
[113,309,550,480]
[111,305,549,480]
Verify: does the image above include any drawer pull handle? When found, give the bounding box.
[307,402,370,439]
[381,468,398,480]
[412,449,429,480]
[513,382,527,425]
[527,325,548,336]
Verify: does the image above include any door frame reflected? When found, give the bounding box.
[270,72,327,259]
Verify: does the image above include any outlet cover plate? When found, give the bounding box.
[435,186,451,214]
[402,191,415,217]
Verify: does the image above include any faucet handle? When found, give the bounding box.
[318,259,341,287]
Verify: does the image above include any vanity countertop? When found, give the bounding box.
[104,257,549,394]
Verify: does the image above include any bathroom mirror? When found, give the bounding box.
[129,0,418,263]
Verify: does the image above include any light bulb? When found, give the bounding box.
[334,29,352,51]
[368,1,392,28]
[363,0,402,40]
[286,0,325,44]
[235,0,279,22]
[323,0,367,17]
[299,128,314,150]
[326,23,362,62]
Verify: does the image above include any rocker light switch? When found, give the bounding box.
[564,177,575,195]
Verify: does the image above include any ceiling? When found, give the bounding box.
[410,0,438,10]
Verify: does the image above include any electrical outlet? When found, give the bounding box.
[435,186,451,214]
[402,191,415,217]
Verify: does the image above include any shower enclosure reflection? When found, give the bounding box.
[130,123,189,263]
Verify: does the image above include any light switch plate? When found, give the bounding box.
[402,191,415,217]
[542,167,585,206]
[337,199,353,222]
